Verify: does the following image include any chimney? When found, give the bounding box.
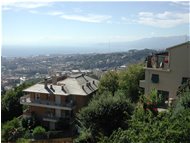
[44,78,48,88]
[62,84,67,93]
[82,85,85,90]
[50,84,53,89]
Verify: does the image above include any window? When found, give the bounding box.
[35,93,40,100]
[181,77,189,84]
[151,74,159,83]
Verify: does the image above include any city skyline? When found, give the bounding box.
[2,1,190,49]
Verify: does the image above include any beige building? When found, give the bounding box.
[140,42,190,105]
[20,74,99,130]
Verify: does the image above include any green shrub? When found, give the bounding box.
[33,126,46,140]
[2,118,24,142]
[16,138,30,143]
[76,92,134,142]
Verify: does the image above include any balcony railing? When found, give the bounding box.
[43,115,60,122]
[20,95,75,110]
[41,114,72,122]
[145,54,169,70]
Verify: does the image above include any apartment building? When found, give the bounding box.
[140,41,190,106]
[20,74,99,130]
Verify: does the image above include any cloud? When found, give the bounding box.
[47,11,64,16]
[2,0,63,5]
[28,10,39,14]
[2,2,51,11]
[171,1,190,6]
[73,8,83,13]
[60,14,112,23]
[137,11,189,28]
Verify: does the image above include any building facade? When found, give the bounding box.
[20,74,99,130]
[140,42,190,105]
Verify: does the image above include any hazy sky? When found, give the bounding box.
[2,1,190,47]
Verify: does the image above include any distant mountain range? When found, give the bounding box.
[2,35,189,57]
[92,35,189,52]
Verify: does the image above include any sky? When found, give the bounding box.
[1,0,190,48]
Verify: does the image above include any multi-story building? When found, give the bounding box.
[140,41,190,106]
[20,74,99,130]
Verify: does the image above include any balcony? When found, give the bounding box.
[42,115,72,123]
[20,95,75,110]
[43,115,59,122]
[145,52,170,71]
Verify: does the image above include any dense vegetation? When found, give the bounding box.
[63,49,156,69]
[98,64,144,102]
[2,63,190,142]
[1,81,41,142]
[75,64,190,143]
[1,82,34,123]
[76,92,134,142]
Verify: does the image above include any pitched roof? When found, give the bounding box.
[23,84,69,96]
[23,74,99,96]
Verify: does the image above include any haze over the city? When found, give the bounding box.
[2,0,190,57]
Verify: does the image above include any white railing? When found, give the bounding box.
[20,96,75,110]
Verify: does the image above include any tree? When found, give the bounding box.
[98,128,129,143]
[2,118,24,142]
[76,92,134,142]
[98,91,190,143]
[1,82,34,123]
[98,70,119,96]
[118,64,144,102]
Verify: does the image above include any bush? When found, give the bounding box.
[16,138,30,143]
[33,126,46,140]
[76,92,134,142]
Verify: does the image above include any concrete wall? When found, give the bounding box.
[143,43,189,99]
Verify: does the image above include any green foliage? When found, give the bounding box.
[77,92,134,142]
[1,82,34,123]
[173,91,190,116]
[2,118,24,142]
[118,64,144,102]
[21,113,41,130]
[98,92,190,143]
[74,128,93,143]
[177,91,190,109]
[127,92,190,143]
[98,70,119,96]
[16,138,30,143]
[33,126,46,139]
[98,128,129,143]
